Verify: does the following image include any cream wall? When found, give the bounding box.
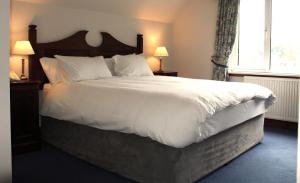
[12,0,189,23]
[172,0,218,79]
[10,1,174,77]
[0,0,12,182]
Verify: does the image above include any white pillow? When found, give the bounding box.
[40,57,63,84]
[104,58,115,75]
[55,55,112,82]
[113,54,154,76]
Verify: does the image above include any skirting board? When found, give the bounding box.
[264,118,298,131]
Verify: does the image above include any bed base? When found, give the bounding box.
[41,114,264,183]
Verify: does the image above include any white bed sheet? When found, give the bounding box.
[201,99,266,140]
[40,76,275,148]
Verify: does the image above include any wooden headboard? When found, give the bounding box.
[28,25,143,85]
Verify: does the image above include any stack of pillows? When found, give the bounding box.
[40,54,154,84]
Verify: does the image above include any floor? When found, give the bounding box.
[12,127,297,183]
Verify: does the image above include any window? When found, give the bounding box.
[229,0,300,74]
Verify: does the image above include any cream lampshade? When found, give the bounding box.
[154,46,169,73]
[12,41,35,80]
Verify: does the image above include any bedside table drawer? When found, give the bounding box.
[10,81,40,155]
[153,71,178,77]
[11,93,39,139]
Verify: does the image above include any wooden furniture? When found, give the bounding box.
[153,71,178,77]
[28,24,143,86]
[28,25,265,183]
[10,80,40,155]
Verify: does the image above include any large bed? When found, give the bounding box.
[28,25,275,183]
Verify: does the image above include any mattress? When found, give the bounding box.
[40,76,274,148]
[40,83,266,144]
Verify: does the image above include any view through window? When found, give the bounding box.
[229,0,300,74]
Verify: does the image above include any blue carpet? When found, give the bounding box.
[12,127,297,183]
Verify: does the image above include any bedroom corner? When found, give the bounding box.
[4,0,300,183]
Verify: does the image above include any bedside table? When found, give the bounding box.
[153,71,178,77]
[10,80,41,155]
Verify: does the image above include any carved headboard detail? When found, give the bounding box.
[28,25,143,85]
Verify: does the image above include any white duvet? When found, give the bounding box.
[40,76,275,148]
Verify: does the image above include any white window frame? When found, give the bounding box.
[229,0,299,76]
[264,0,272,71]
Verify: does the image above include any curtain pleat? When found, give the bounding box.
[212,0,239,81]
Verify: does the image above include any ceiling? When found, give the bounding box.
[14,0,191,23]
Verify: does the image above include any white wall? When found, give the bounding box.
[0,0,12,182]
[172,0,218,79]
[12,0,189,23]
[10,1,174,77]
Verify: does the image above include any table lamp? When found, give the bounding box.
[154,46,169,73]
[12,41,35,80]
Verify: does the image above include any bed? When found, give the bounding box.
[28,25,275,183]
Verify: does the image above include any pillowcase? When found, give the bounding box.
[113,54,154,76]
[104,58,115,75]
[40,57,63,84]
[55,55,112,82]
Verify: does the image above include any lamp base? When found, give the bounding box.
[155,69,164,73]
[20,74,27,80]
[157,58,163,73]
[20,58,27,80]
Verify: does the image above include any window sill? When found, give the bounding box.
[229,71,300,79]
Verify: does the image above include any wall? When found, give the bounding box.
[10,1,174,77]
[12,0,189,23]
[172,0,218,79]
[0,0,12,182]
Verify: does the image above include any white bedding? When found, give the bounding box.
[40,76,275,148]
[202,99,267,140]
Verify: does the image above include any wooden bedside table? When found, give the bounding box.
[10,80,41,155]
[153,71,178,77]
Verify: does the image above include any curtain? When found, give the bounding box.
[212,0,239,81]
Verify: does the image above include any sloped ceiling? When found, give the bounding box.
[13,0,191,23]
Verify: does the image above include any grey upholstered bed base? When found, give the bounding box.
[41,114,264,183]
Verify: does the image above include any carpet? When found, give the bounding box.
[12,127,297,183]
